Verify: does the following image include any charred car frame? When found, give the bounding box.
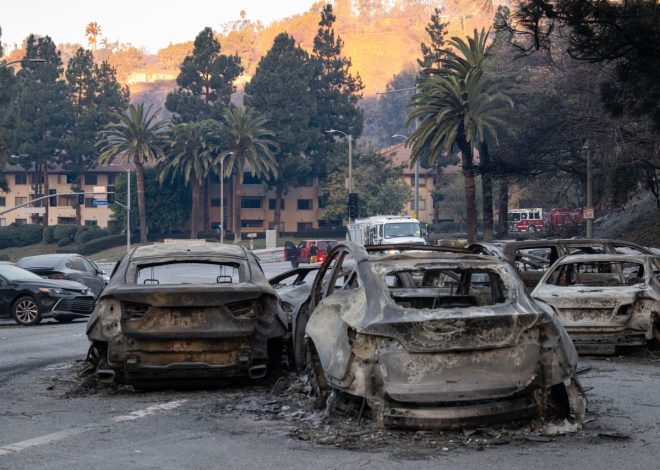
[86,243,287,385]
[295,243,585,429]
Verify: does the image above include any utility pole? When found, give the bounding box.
[586,146,593,238]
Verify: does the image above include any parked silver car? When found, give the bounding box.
[532,253,660,354]
[295,243,585,429]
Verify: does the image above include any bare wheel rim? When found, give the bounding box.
[15,299,39,323]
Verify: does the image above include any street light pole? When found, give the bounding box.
[326,129,353,192]
[220,156,224,244]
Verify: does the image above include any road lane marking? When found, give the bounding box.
[0,400,188,457]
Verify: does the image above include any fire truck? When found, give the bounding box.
[508,208,544,233]
[508,207,584,233]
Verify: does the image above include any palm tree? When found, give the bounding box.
[85,22,101,52]
[160,120,220,239]
[97,103,169,244]
[218,107,278,242]
[408,66,512,243]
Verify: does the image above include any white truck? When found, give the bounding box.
[347,215,427,246]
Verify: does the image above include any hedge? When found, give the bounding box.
[76,234,128,256]
[0,224,45,249]
[53,224,79,242]
[75,225,108,245]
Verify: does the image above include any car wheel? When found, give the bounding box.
[305,340,330,409]
[12,296,42,326]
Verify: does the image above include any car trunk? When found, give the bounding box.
[112,284,271,375]
[361,304,542,403]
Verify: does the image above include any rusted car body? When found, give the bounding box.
[86,243,287,384]
[298,243,585,429]
[269,266,319,325]
[532,254,660,354]
[469,239,652,290]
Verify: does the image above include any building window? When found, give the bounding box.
[241,197,262,209]
[15,174,27,185]
[268,199,284,210]
[85,174,98,185]
[410,199,426,211]
[14,218,27,225]
[297,222,313,231]
[84,198,96,208]
[297,199,312,210]
[58,217,77,225]
[242,173,262,185]
[66,174,76,184]
[84,220,98,227]
[300,175,314,186]
[211,198,221,207]
[240,219,264,228]
[107,174,117,185]
[15,196,27,206]
[419,176,426,187]
[0,196,5,206]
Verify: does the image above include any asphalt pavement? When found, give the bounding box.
[2,261,660,469]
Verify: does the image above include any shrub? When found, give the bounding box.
[57,237,75,247]
[43,226,56,244]
[75,225,107,245]
[77,234,127,256]
[53,224,79,242]
[0,253,8,261]
[0,224,44,249]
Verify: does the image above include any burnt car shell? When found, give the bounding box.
[302,243,584,429]
[86,243,287,384]
[531,253,660,354]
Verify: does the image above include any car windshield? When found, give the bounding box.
[316,241,336,249]
[135,261,247,285]
[383,222,421,239]
[0,265,45,281]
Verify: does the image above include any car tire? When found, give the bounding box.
[305,340,330,410]
[12,296,42,326]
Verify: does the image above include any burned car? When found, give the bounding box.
[86,243,287,385]
[296,243,585,429]
[469,239,652,290]
[532,254,660,354]
[269,266,319,327]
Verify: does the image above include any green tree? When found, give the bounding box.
[245,32,317,230]
[310,4,364,174]
[408,63,512,243]
[218,106,278,241]
[0,27,18,190]
[321,144,411,220]
[97,104,169,244]
[165,27,243,123]
[417,7,449,73]
[65,48,129,224]
[110,169,192,235]
[13,34,72,226]
[159,120,219,238]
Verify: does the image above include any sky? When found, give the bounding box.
[1,0,319,53]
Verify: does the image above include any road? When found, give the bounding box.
[1,261,660,469]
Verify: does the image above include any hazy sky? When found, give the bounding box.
[1,0,319,53]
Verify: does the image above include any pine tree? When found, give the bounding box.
[310,4,364,175]
[418,8,449,73]
[244,33,317,230]
[65,48,129,223]
[13,35,72,226]
[165,27,243,123]
[0,27,18,190]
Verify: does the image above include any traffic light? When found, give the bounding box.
[348,192,358,219]
[78,192,85,205]
[107,191,115,204]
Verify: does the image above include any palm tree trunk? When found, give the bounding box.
[191,177,201,239]
[480,141,494,241]
[458,134,477,243]
[233,172,243,242]
[203,175,210,231]
[274,188,283,232]
[135,163,148,244]
[497,178,509,238]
